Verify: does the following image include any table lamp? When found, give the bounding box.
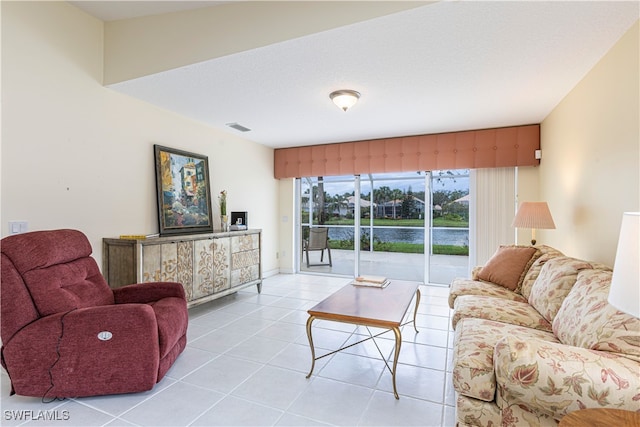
[608,212,640,318]
[512,202,556,245]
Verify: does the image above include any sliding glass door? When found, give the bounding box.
[299,175,356,276]
[358,172,427,281]
[428,170,470,284]
[297,170,469,284]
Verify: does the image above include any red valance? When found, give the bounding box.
[274,124,540,179]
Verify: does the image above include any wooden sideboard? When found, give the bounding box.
[103,230,262,308]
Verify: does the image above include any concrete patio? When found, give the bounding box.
[300,249,469,285]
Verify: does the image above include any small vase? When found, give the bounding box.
[221,215,228,232]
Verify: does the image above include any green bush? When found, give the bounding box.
[327,241,468,256]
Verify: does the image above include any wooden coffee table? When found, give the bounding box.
[559,408,640,427]
[305,281,420,399]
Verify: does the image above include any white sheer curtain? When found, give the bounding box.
[469,167,517,269]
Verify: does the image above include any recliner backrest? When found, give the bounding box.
[1,253,40,346]
[1,229,114,320]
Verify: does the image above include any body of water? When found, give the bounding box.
[327,227,468,246]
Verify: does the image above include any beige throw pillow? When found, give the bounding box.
[477,246,538,291]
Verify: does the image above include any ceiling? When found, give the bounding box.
[72,1,638,149]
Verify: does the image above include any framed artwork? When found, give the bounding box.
[154,144,213,236]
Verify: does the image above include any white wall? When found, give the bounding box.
[539,21,639,266]
[515,166,542,245]
[1,1,280,276]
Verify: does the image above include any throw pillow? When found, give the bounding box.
[528,256,593,323]
[477,245,538,291]
[553,269,640,362]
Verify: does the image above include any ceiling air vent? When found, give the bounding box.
[226,123,251,132]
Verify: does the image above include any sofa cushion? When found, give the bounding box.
[528,257,596,323]
[452,318,558,403]
[553,269,640,362]
[448,278,527,309]
[477,245,539,291]
[520,246,564,299]
[452,295,552,332]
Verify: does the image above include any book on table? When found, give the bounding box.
[351,275,390,288]
[119,233,159,240]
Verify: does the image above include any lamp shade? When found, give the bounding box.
[512,202,556,229]
[608,212,640,318]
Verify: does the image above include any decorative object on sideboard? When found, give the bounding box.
[608,212,640,318]
[230,211,248,231]
[219,190,227,232]
[329,89,360,112]
[512,201,556,245]
[154,145,213,236]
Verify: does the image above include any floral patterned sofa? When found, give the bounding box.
[448,245,640,427]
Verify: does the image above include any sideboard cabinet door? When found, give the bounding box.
[213,237,231,293]
[176,241,194,301]
[193,239,214,300]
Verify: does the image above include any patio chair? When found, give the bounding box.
[304,227,332,267]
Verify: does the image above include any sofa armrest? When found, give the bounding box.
[113,281,186,304]
[494,336,640,421]
[2,304,161,397]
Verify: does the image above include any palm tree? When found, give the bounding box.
[374,186,392,217]
[391,189,404,218]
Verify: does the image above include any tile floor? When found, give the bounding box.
[1,274,456,426]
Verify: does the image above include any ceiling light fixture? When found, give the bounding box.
[329,90,360,112]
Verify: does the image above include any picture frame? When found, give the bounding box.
[231,211,247,227]
[154,144,213,236]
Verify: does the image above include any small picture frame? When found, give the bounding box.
[154,145,213,236]
[231,211,247,227]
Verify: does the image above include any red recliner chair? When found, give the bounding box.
[1,229,188,398]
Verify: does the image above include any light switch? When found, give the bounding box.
[9,221,28,235]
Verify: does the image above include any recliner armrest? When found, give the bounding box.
[113,281,186,304]
[494,335,640,421]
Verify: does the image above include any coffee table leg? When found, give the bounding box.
[413,289,420,333]
[391,326,402,399]
[305,315,316,379]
